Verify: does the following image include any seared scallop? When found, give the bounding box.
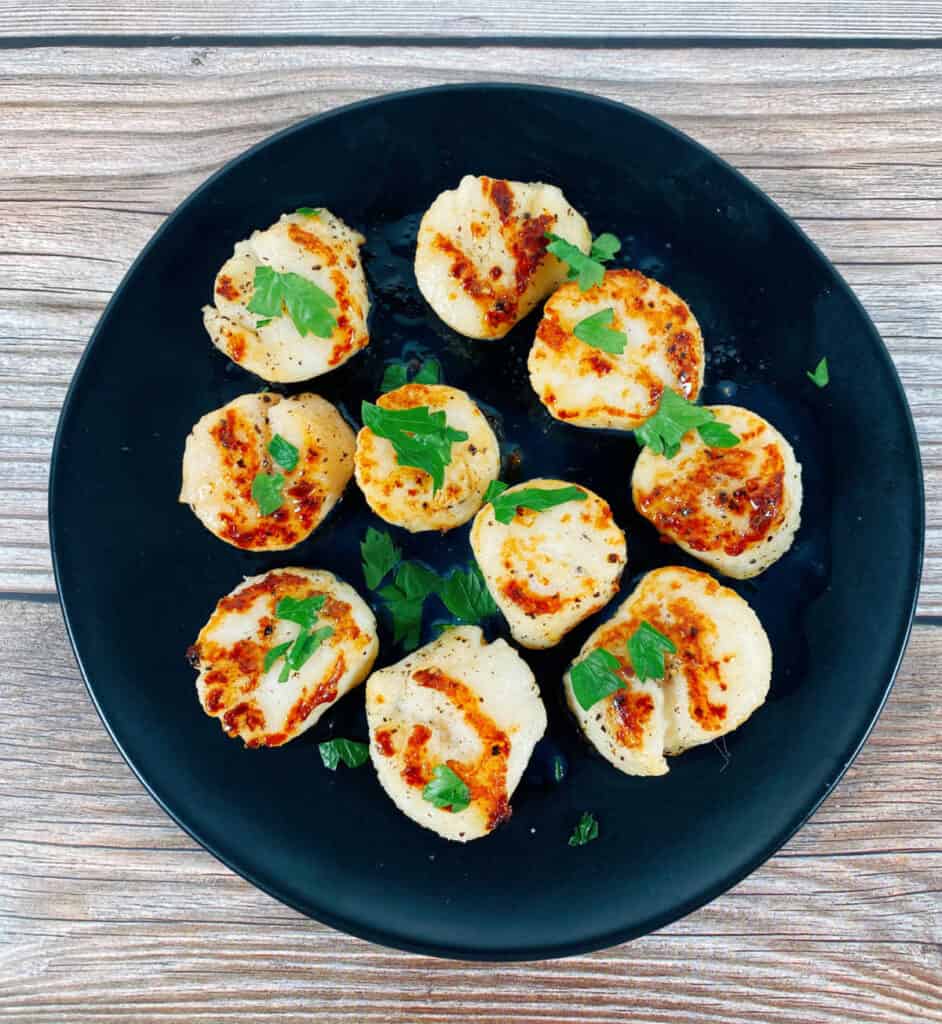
[564,566,771,776]
[470,478,626,649]
[366,626,546,841]
[632,405,802,578]
[415,174,591,340]
[202,208,369,382]
[191,568,379,748]
[354,383,500,533]
[180,392,355,551]
[528,268,704,430]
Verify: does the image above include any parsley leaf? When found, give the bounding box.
[268,433,299,472]
[573,308,626,354]
[275,595,326,630]
[361,401,469,492]
[569,648,625,711]
[412,358,441,385]
[590,233,622,263]
[255,318,273,328]
[807,357,829,388]
[634,389,739,459]
[697,420,741,449]
[423,764,471,812]
[361,527,402,590]
[380,363,409,392]
[378,561,440,650]
[439,563,497,624]
[286,625,333,673]
[319,738,369,770]
[627,621,677,682]
[295,207,321,217]
[483,479,508,503]
[546,231,621,291]
[246,265,337,338]
[263,641,291,673]
[569,811,599,847]
[251,472,285,516]
[490,485,588,525]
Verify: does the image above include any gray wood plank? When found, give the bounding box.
[0,1,941,40]
[0,599,938,1022]
[0,45,939,608]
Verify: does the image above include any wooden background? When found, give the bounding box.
[1,6,940,1022]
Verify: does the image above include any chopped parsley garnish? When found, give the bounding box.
[360,526,402,590]
[295,207,321,218]
[807,357,829,388]
[490,485,587,525]
[572,307,626,354]
[319,738,370,770]
[439,563,498,624]
[423,764,471,812]
[570,648,625,711]
[545,231,621,291]
[255,318,273,328]
[268,433,299,472]
[378,561,440,651]
[568,811,599,847]
[361,401,468,491]
[627,621,677,682]
[251,471,285,516]
[483,479,508,503]
[264,595,333,682]
[247,265,337,338]
[381,355,442,393]
[634,389,740,459]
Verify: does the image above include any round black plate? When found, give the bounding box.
[50,85,924,960]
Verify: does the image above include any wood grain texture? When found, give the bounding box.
[0,45,939,606]
[1,1,941,40]
[0,599,938,1022]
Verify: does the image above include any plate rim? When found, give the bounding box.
[48,81,926,961]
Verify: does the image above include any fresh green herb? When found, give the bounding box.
[490,485,587,525]
[545,231,621,291]
[255,318,273,328]
[423,764,471,812]
[263,641,291,673]
[265,597,333,683]
[361,527,402,589]
[568,811,599,847]
[268,433,299,472]
[807,357,829,388]
[552,755,567,783]
[627,621,677,682]
[378,561,440,650]
[251,472,285,516]
[589,233,622,263]
[381,363,409,392]
[361,401,469,491]
[696,420,740,448]
[573,308,626,354]
[634,389,740,459]
[247,265,337,338]
[412,358,441,385]
[275,594,326,629]
[483,479,509,504]
[380,355,442,393]
[439,563,498,624]
[569,648,625,711]
[295,207,321,218]
[319,738,370,770]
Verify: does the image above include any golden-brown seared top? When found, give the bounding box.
[528,268,704,432]
[414,175,591,340]
[179,392,355,552]
[190,568,379,748]
[631,405,803,578]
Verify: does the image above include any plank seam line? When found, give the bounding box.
[0,34,940,51]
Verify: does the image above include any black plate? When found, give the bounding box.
[50,84,924,960]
